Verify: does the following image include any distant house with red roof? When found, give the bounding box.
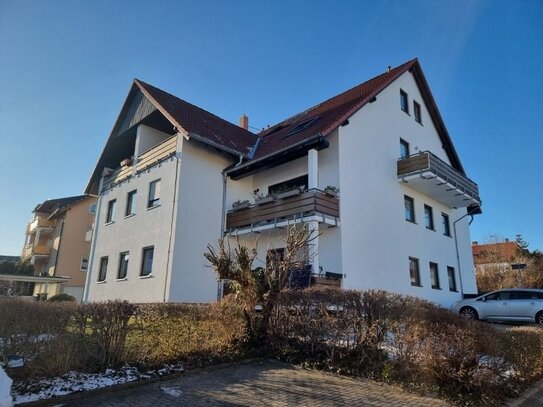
[472,240,523,273]
[83,59,481,307]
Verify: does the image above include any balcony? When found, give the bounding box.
[28,218,55,234]
[23,244,51,258]
[103,136,177,190]
[397,151,481,208]
[225,189,340,234]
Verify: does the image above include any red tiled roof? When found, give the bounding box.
[135,80,257,157]
[253,59,417,159]
[472,242,520,265]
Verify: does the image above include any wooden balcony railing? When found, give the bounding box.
[28,218,55,234]
[32,245,51,256]
[226,189,339,231]
[397,151,481,206]
[103,136,177,190]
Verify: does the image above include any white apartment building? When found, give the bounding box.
[83,58,481,307]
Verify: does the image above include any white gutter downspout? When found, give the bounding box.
[83,168,112,303]
[453,206,478,298]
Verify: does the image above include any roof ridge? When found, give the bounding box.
[134,79,257,137]
[258,59,417,137]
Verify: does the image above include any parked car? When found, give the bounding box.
[450,289,543,324]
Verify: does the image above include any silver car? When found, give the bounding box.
[450,289,543,324]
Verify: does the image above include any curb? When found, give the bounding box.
[506,378,543,407]
[16,357,267,406]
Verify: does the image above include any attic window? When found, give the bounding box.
[284,117,320,138]
[265,124,288,137]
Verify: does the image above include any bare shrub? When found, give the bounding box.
[127,299,244,366]
[506,326,543,380]
[71,301,137,370]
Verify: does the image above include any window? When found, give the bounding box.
[400,138,410,158]
[125,190,137,216]
[80,257,88,272]
[89,203,97,214]
[140,246,154,276]
[106,199,116,223]
[118,252,129,279]
[148,180,161,208]
[447,267,457,291]
[429,262,440,289]
[441,213,451,236]
[400,89,409,114]
[404,195,415,223]
[414,101,422,124]
[285,117,321,138]
[409,257,421,286]
[424,205,434,230]
[98,257,108,282]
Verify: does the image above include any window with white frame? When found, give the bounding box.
[429,262,440,289]
[447,266,457,291]
[400,89,409,114]
[98,257,108,282]
[148,180,161,208]
[80,257,88,271]
[106,199,116,223]
[117,252,129,279]
[424,205,434,230]
[404,195,415,223]
[140,246,154,276]
[409,257,421,286]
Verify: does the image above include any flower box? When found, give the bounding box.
[255,195,275,205]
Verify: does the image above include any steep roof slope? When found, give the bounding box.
[34,195,88,214]
[135,80,257,157]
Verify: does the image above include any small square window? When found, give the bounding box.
[89,203,97,214]
[140,246,154,276]
[404,195,415,223]
[98,257,108,282]
[400,139,410,159]
[430,262,440,289]
[424,205,434,230]
[80,257,88,272]
[106,199,116,223]
[442,213,451,236]
[126,190,137,216]
[118,252,129,279]
[414,101,422,124]
[148,180,161,208]
[409,257,421,286]
[447,266,457,292]
[400,89,409,114]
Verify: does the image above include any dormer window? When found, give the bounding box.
[400,89,409,114]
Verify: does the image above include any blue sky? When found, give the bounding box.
[0,0,542,255]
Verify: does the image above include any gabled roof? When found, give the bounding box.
[472,241,520,265]
[239,58,464,175]
[85,80,257,194]
[86,58,469,192]
[34,195,88,214]
[134,80,256,156]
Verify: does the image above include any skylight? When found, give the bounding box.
[284,117,321,138]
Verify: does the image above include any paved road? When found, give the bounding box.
[59,361,450,407]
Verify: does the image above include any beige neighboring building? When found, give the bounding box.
[22,195,97,301]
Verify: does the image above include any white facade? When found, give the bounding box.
[85,64,480,307]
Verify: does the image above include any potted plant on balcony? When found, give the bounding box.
[274,185,306,200]
[254,192,275,206]
[232,199,251,211]
[324,185,340,197]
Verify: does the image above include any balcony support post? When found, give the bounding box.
[308,148,318,190]
[308,220,320,275]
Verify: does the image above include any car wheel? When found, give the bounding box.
[536,312,543,325]
[460,307,478,320]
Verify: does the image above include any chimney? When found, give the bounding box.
[387,65,392,72]
[239,114,249,130]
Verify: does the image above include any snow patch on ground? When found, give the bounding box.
[11,363,184,405]
[161,386,182,397]
[0,366,13,407]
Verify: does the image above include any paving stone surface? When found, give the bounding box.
[61,360,450,406]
